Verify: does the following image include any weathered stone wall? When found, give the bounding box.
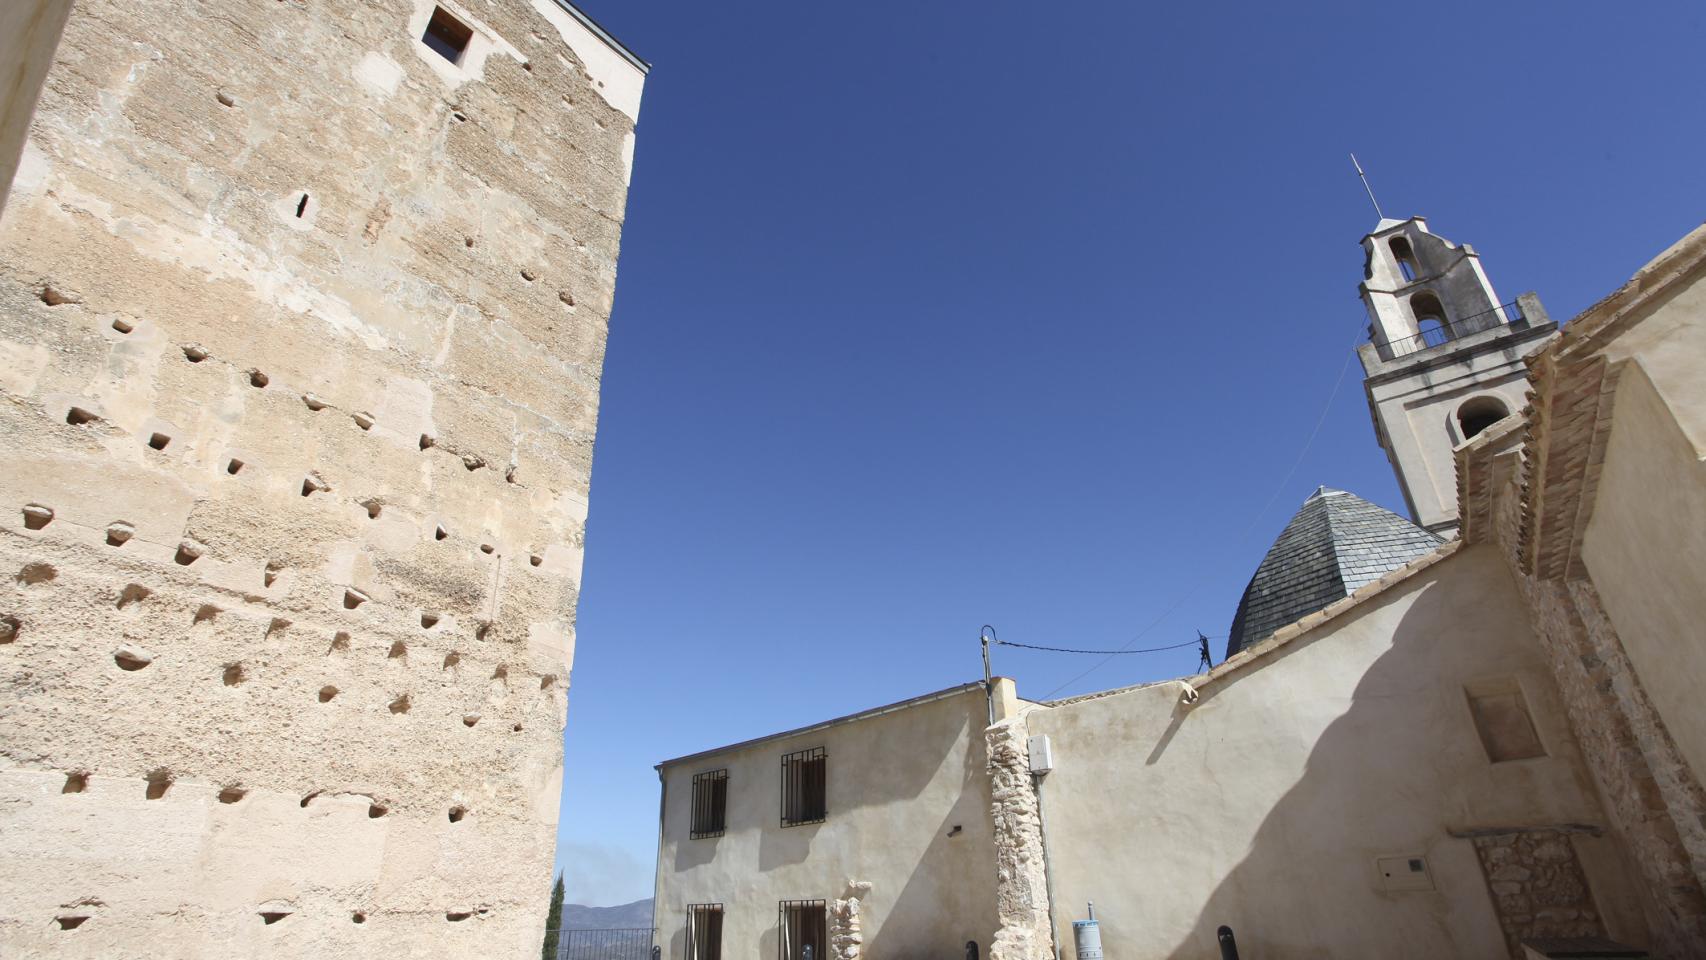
[0,0,642,955]
[1475,238,1706,957]
[986,719,1052,960]
[827,880,870,960]
[1467,828,1606,957]
[1501,572,1706,957]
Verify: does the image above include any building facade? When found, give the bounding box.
[0,1,645,956]
[654,683,1011,960]
[654,221,1706,960]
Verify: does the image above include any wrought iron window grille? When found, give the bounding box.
[779,747,826,827]
[691,769,728,839]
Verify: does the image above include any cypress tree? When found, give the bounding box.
[542,873,565,960]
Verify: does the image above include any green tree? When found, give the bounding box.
[542,873,565,960]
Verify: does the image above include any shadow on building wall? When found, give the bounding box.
[1123,553,1643,958]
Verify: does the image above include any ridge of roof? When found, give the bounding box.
[654,680,988,770]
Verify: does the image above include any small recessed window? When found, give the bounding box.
[422,7,473,65]
[691,769,728,839]
[1465,678,1546,762]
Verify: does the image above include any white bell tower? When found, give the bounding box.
[1355,217,1557,537]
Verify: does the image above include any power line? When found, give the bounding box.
[992,636,1213,656]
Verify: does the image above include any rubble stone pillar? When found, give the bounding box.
[829,879,871,960]
[987,718,1054,960]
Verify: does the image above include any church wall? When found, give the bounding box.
[0,0,643,955]
[654,685,1000,960]
[1583,361,1706,787]
[1581,267,1706,786]
[1022,545,1647,959]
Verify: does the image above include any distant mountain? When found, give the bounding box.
[563,897,654,930]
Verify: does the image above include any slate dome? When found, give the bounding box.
[1225,487,1444,660]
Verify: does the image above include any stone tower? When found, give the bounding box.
[0,0,645,956]
[1355,217,1557,536]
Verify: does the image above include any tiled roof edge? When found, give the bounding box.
[1200,539,1462,688]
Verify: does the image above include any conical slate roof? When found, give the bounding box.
[1224,487,1443,660]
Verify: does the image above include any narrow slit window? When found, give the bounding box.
[780,747,826,827]
[422,7,473,65]
[777,900,826,960]
[686,903,724,960]
[691,769,728,839]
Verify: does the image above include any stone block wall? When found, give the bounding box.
[1506,574,1706,957]
[0,0,642,955]
[1468,828,1606,957]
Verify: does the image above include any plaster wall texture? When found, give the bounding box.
[0,0,72,217]
[654,685,1000,960]
[1580,268,1706,785]
[1023,545,1647,959]
[0,0,643,955]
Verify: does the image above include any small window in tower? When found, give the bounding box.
[1416,317,1446,349]
[1390,236,1421,283]
[1410,292,1449,349]
[1457,395,1510,442]
[422,7,473,65]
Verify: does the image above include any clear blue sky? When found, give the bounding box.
[551,0,1706,905]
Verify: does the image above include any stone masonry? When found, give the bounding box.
[1467,828,1606,958]
[0,0,644,956]
[828,879,871,960]
[987,718,1053,960]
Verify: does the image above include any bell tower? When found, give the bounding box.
[1355,217,1557,537]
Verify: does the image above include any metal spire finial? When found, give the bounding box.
[1351,153,1384,221]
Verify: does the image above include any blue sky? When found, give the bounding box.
[551,0,1706,904]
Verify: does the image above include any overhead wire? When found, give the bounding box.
[1031,319,1369,701]
[992,636,1214,656]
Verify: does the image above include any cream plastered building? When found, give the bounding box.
[653,221,1706,960]
[0,0,646,956]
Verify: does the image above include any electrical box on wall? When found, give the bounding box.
[1028,735,1054,774]
[1376,855,1435,892]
